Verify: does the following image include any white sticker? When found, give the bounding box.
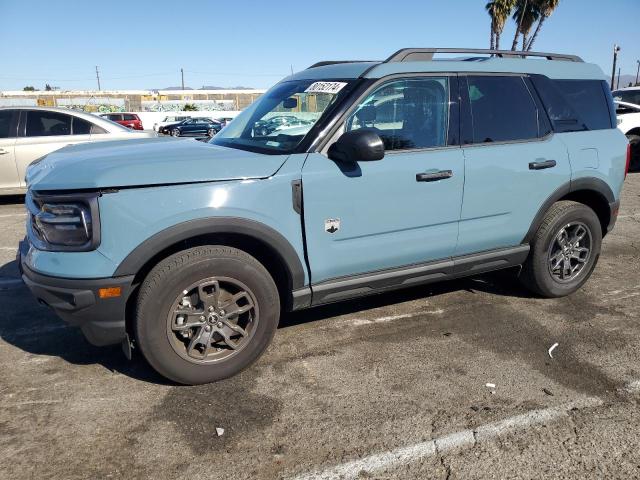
[324,218,340,234]
[304,81,348,95]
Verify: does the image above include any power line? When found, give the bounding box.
[95,66,101,91]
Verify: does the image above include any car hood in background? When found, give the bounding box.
[26,137,288,191]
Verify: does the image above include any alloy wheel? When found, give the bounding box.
[547,221,592,283]
[166,277,259,364]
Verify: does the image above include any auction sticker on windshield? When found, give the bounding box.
[304,82,348,94]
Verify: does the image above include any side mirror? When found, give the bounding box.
[327,129,384,163]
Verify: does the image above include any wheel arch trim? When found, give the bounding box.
[523,177,615,244]
[113,217,307,289]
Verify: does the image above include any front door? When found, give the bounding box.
[0,110,19,190]
[302,76,464,284]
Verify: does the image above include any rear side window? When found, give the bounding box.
[612,89,640,106]
[0,110,17,138]
[122,114,137,121]
[26,111,71,137]
[553,80,613,130]
[467,76,538,143]
[105,114,122,121]
[71,117,93,135]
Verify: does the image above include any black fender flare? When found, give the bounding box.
[522,177,615,244]
[113,217,306,289]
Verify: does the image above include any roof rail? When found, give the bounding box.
[307,60,377,69]
[385,48,583,63]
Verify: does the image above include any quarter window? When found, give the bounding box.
[346,77,450,151]
[71,117,93,135]
[26,111,72,137]
[554,80,613,130]
[467,76,538,143]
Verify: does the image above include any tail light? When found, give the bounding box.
[625,143,631,179]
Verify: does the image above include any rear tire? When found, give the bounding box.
[520,201,602,298]
[135,246,280,385]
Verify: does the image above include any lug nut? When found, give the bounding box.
[205,325,211,332]
[217,322,223,328]
[199,316,205,322]
[208,306,214,312]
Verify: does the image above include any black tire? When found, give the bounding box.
[520,201,602,298]
[135,245,280,385]
[171,128,180,137]
[627,135,640,171]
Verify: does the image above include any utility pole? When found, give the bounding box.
[180,68,184,90]
[636,60,639,86]
[95,66,101,91]
[611,44,620,90]
[617,67,621,90]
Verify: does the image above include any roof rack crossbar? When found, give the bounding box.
[385,48,583,63]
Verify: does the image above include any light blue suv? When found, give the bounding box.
[19,48,630,384]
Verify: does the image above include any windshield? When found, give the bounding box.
[210,79,354,154]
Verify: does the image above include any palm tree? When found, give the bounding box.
[526,0,560,51]
[486,0,516,50]
[510,0,541,51]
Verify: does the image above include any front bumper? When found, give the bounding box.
[19,241,134,346]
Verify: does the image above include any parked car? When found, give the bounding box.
[153,115,191,132]
[253,115,311,136]
[215,117,234,128]
[20,48,629,385]
[164,117,222,137]
[615,100,640,171]
[99,112,144,130]
[0,107,155,195]
[613,86,640,107]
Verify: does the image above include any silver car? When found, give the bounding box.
[0,107,156,195]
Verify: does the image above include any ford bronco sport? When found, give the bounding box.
[20,48,630,384]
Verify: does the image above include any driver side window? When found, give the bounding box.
[346,77,450,151]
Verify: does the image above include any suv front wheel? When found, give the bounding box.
[520,201,602,298]
[135,246,280,384]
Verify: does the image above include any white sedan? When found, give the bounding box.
[616,101,640,171]
[0,107,156,195]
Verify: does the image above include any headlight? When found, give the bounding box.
[26,191,101,251]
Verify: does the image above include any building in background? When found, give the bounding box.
[0,89,266,113]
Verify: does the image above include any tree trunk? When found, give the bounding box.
[496,32,501,50]
[511,29,520,51]
[522,33,528,51]
[490,25,495,50]
[526,16,546,51]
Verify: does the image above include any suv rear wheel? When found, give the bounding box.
[520,201,602,298]
[135,246,280,384]
[628,134,640,171]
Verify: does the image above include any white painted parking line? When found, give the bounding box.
[290,396,602,480]
[340,310,444,327]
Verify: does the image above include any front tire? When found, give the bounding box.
[520,201,602,298]
[135,246,280,385]
[171,128,181,137]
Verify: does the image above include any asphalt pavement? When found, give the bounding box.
[1,173,639,479]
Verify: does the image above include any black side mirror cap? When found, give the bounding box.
[327,129,385,163]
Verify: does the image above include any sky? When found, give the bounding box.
[0,0,638,91]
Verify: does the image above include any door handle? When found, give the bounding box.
[0,149,8,155]
[529,160,556,170]
[416,170,453,182]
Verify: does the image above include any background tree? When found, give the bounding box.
[486,0,516,50]
[45,84,53,91]
[510,0,541,51]
[525,0,560,51]
[183,103,198,111]
[23,86,36,91]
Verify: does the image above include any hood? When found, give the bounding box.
[26,137,288,191]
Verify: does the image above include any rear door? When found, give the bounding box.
[0,110,20,189]
[456,74,571,256]
[14,110,93,186]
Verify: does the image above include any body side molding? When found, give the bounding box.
[308,245,529,307]
[113,217,307,290]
